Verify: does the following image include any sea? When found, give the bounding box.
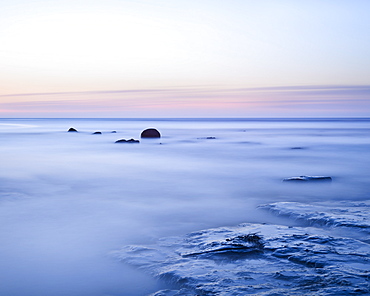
[0,118,369,296]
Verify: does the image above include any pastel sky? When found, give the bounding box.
[1,0,369,117]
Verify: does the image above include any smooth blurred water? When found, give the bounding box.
[0,118,369,296]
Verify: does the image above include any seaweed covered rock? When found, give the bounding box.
[68,127,78,132]
[115,138,140,143]
[141,128,161,138]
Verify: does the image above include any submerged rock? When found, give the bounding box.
[114,204,370,296]
[141,128,161,138]
[68,127,78,132]
[115,138,140,143]
[92,131,102,134]
[283,176,332,182]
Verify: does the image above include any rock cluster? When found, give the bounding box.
[67,127,161,141]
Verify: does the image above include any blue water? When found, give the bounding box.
[0,118,369,295]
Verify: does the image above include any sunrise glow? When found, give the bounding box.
[1,0,369,117]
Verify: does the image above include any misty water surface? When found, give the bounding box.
[0,118,369,296]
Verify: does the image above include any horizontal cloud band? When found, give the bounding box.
[1,85,369,117]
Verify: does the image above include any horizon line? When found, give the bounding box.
[1,117,369,120]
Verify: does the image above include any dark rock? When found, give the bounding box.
[283,176,332,182]
[68,127,78,132]
[141,128,161,138]
[115,138,140,143]
[92,131,102,134]
[198,137,216,139]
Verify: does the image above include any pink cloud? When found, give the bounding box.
[1,85,369,117]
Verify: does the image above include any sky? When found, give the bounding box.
[0,0,370,117]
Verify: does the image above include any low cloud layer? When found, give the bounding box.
[1,85,369,117]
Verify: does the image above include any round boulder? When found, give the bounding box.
[141,128,161,138]
[68,127,78,132]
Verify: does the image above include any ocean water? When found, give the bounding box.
[0,118,369,295]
